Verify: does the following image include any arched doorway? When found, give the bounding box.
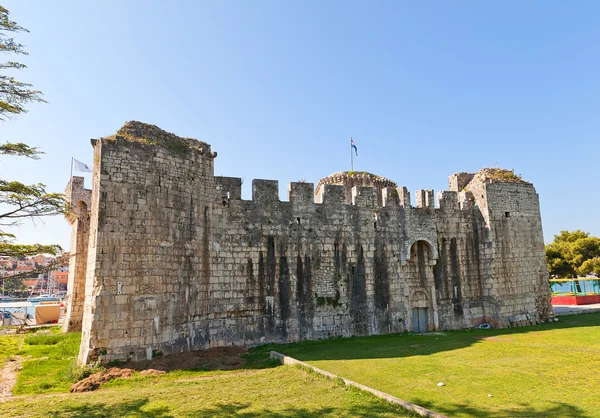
[407,240,437,333]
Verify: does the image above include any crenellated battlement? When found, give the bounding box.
[214,177,479,214]
[252,179,279,203]
[65,176,92,223]
[382,187,400,207]
[287,182,314,205]
[415,189,434,209]
[318,184,345,205]
[436,191,458,211]
[215,176,242,200]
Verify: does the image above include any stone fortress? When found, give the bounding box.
[64,121,553,365]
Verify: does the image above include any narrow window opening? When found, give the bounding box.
[296,217,301,225]
[223,190,231,207]
[505,212,510,218]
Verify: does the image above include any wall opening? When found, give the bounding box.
[412,308,429,333]
[409,239,436,267]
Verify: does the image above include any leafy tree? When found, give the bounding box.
[0,6,65,260]
[579,257,600,277]
[1,274,25,294]
[545,230,600,278]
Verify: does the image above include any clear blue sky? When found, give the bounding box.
[1,1,599,250]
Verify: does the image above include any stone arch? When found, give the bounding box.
[74,200,89,218]
[409,288,431,308]
[66,200,89,224]
[406,239,438,266]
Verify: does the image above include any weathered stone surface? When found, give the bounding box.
[63,177,91,332]
[66,122,553,365]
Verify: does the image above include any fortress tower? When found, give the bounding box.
[64,122,553,365]
[316,172,397,206]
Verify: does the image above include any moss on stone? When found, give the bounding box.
[479,168,527,183]
[315,290,341,308]
[104,121,214,157]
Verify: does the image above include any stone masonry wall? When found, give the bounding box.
[63,177,91,332]
[70,123,553,364]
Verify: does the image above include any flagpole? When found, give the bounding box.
[350,137,354,172]
[70,157,73,181]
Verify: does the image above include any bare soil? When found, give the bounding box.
[0,356,22,399]
[71,368,134,393]
[120,346,247,372]
[138,369,166,377]
[71,346,248,393]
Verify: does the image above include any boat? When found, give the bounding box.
[27,294,60,303]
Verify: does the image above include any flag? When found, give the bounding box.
[351,138,358,156]
[73,159,92,173]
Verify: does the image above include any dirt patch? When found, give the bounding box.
[71,347,248,392]
[71,368,134,393]
[120,346,248,372]
[0,356,22,399]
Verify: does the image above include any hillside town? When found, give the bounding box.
[0,254,68,297]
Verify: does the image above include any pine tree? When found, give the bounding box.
[0,5,65,261]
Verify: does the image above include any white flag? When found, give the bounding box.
[73,159,92,173]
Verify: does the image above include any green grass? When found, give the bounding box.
[252,312,600,417]
[11,328,81,395]
[1,315,599,416]
[0,333,24,366]
[0,365,416,417]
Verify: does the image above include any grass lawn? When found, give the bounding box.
[1,314,599,417]
[1,327,82,395]
[0,327,414,417]
[0,332,24,367]
[252,312,600,418]
[0,365,416,417]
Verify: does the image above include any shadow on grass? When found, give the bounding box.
[246,312,600,364]
[46,398,416,417]
[413,398,592,418]
[47,398,172,418]
[238,313,600,418]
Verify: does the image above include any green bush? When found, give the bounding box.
[68,358,105,382]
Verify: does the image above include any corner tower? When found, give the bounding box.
[315,171,397,206]
[77,121,217,365]
[448,168,553,325]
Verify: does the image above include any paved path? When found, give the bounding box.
[553,303,600,315]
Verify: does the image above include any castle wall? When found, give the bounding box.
[79,141,104,363]
[433,191,497,329]
[70,136,552,364]
[63,177,91,332]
